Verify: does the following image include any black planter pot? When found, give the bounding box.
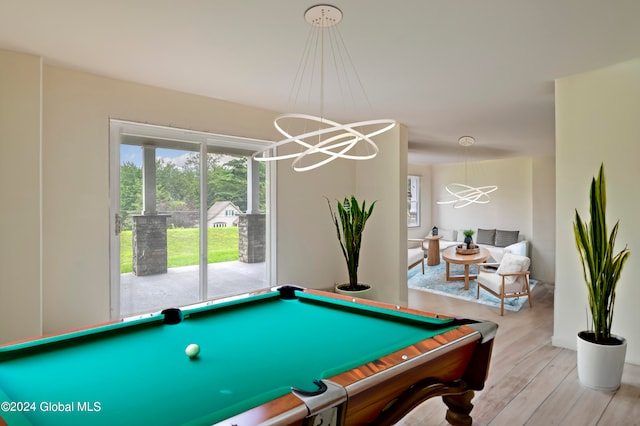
[464,236,473,249]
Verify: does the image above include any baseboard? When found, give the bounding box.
[551,335,577,351]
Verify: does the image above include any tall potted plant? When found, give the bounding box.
[573,163,630,391]
[327,196,376,295]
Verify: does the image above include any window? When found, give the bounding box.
[408,175,420,227]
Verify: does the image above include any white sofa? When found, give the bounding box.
[429,228,528,263]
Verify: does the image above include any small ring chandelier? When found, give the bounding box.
[437,136,498,208]
[252,4,396,172]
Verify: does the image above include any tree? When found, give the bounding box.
[119,151,266,229]
[119,162,142,229]
[156,159,200,212]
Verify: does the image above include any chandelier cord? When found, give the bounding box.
[320,16,325,123]
[252,4,396,171]
[464,145,468,185]
[334,24,372,111]
[437,136,499,208]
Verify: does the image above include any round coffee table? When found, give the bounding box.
[441,246,491,290]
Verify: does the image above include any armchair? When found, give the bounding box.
[477,253,532,315]
[408,239,426,274]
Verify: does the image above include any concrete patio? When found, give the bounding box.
[120,261,267,318]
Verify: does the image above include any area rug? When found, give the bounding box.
[408,258,537,312]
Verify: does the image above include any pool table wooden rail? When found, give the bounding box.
[217,288,496,426]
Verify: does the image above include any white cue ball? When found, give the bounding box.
[185,343,200,359]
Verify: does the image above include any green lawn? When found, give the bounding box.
[120,227,239,273]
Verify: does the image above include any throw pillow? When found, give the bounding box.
[439,228,455,241]
[456,229,467,242]
[476,228,496,245]
[496,253,530,284]
[495,230,520,247]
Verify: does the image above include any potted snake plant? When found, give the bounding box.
[573,163,630,391]
[327,196,376,296]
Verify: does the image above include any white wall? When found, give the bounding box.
[0,50,42,342]
[275,153,354,290]
[432,158,533,236]
[429,156,555,282]
[531,156,556,285]
[41,64,280,336]
[357,124,408,305]
[554,58,640,365]
[1,47,408,341]
[276,123,408,305]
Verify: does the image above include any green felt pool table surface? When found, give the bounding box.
[0,287,493,426]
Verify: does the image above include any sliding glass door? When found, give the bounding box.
[110,120,273,319]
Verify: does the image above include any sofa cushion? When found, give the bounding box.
[456,229,467,243]
[495,230,520,247]
[476,228,496,245]
[437,228,456,241]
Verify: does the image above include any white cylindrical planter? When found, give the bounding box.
[576,332,627,392]
[335,284,373,300]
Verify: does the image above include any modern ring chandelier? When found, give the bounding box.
[437,136,498,208]
[252,4,396,172]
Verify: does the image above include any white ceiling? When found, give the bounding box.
[2,1,640,164]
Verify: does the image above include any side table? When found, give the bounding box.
[425,235,442,266]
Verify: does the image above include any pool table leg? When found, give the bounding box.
[370,379,473,426]
[443,390,474,426]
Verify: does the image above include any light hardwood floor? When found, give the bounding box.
[397,281,640,426]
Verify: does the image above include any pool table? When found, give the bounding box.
[0,286,497,426]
